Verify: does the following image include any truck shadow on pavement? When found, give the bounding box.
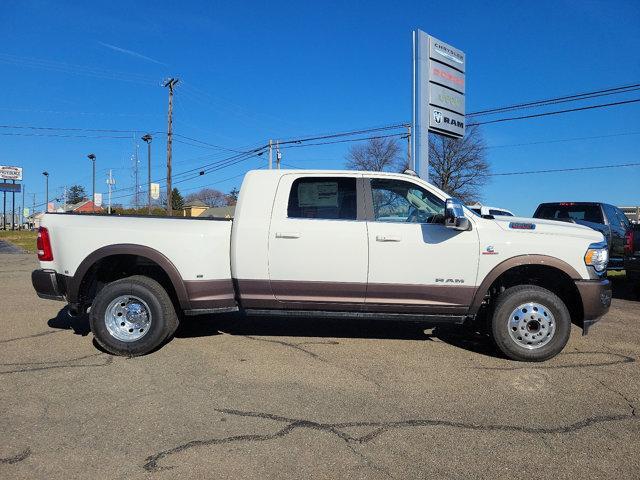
[47,306,91,336]
[176,313,502,359]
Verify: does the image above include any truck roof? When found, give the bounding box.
[245,169,451,199]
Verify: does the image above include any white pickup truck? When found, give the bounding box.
[32,169,611,361]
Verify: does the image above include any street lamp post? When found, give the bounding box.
[87,154,96,212]
[42,171,49,213]
[141,134,152,214]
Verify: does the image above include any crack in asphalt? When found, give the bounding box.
[242,336,339,359]
[143,407,638,472]
[0,448,31,465]
[242,336,381,388]
[583,372,637,416]
[0,330,63,344]
[474,351,636,370]
[0,353,113,375]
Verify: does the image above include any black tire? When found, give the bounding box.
[490,285,571,362]
[89,275,179,356]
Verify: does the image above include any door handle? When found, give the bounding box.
[275,232,301,239]
[376,235,401,242]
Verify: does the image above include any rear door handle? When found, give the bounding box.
[275,232,301,239]
[376,235,401,242]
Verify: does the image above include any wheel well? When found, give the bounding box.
[77,254,180,312]
[482,265,583,324]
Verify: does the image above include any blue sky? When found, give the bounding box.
[1,0,639,215]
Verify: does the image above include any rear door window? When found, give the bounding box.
[287,177,357,220]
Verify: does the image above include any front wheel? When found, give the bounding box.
[89,275,179,356]
[490,285,571,362]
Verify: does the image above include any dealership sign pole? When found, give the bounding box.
[412,30,466,181]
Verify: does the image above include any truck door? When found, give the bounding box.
[364,177,479,313]
[268,174,368,306]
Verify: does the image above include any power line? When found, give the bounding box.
[278,123,408,145]
[0,52,158,86]
[467,83,640,117]
[0,132,133,139]
[468,98,640,126]
[280,132,408,149]
[486,131,640,149]
[173,134,245,153]
[490,162,640,176]
[0,124,163,134]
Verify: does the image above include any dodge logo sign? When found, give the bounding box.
[433,109,443,124]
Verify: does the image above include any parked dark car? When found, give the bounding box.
[624,223,640,294]
[533,202,631,271]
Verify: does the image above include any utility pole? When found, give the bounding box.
[21,184,25,229]
[87,154,96,212]
[42,171,49,214]
[406,125,412,169]
[106,170,115,214]
[276,141,282,169]
[163,77,179,216]
[2,186,5,230]
[268,139,273,169]
[142,133,152,214]
[11,179,15,230]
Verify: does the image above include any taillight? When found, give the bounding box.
[624,230,634,255]
[37,227,53,261]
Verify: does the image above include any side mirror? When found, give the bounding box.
[445,198,471,231]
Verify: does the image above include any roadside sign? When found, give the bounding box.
[23,207,29,217]
[0,182,21,193]
[47,202,54,213]
[94,193,103,207]
[0,166,23,181]
[150,183,160,200]
[412,30,466,180]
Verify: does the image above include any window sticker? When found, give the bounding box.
[298,182,339,207]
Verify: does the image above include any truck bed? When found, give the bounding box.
[39,212,234,312]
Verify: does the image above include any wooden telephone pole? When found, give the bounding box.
[163,78,179,216]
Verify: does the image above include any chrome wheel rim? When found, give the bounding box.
[507,302,555,350]
[104,295,152,342]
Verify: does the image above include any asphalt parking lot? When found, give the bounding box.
[1,253,639,479]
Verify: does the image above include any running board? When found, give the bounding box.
[243,309,466,324]
[184,306,239,316]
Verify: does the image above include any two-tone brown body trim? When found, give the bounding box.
[69,244,238,313]
[184,279,236,310]
[235,278,474,315]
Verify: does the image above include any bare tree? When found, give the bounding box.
[345,137,402,172]
[185,188,228,207]
[427,126,489,203]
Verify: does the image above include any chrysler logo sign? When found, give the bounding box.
[433,42,464,65]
